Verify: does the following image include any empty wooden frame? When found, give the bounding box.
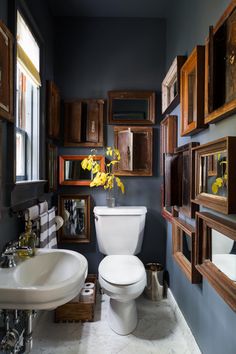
[205,1,236,124]
[160,115,177,176]
[172,217,201,283]
[163,153,183,207]
[58,194,90,244]
[108,91,156,125]
[113,126,153,176]
[196,212,236,311]
[47,81,60,139]
[0,21,13,122]
[162,56,187,115]
[59,155,105,186]
[192,137,236,214]
[161,185,178,222]
[181,46,206,136]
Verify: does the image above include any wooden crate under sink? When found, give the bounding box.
[54,274,97,323]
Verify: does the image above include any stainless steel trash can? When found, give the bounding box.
[144,263,164,301]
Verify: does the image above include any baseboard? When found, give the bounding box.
[167,289,202,353]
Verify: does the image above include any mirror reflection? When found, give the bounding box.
[181,231,192,262]
[200,151,228,197]
[211,228,236,281]
[63,199,86,239]
[65,161,92,181]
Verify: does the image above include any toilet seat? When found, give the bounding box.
[99,255,146,286]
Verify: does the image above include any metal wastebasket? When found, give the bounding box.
[144,263,165,301]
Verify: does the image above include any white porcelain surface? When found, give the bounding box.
[33,293,202,354]
[0,248,88,310]
[94,206,147,255]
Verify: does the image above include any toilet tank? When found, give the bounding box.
[93,206,147,255]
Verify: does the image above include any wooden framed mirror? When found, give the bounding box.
[161,185,178,222]
[108,91,156,125]
[59,155,105,186]
[160,115,177,176]
[196,212,236,311]
[58,194,90,243]
[192,137,236,214]
[172,217,201,284]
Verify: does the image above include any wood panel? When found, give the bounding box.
[47,81,60,139]
[160,115,177,176]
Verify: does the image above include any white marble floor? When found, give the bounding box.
[33,294,201,354]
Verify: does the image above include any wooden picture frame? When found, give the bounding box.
[0,21,13,122]
[161,185,178,222]
[174,142,199,218]
[59,155,105,186]
[195,212,236,311]
[163,153,183,208]
[180,46,206,136]
[47,81,60,140]
[205,1,236,124]
[162,56,187,115]
[192,137,236,214]
[58,194,90,244]
[113,126,153,176]
[47,143,57,192]
[64,99,104,147]
[108,91,156,125]
[160,115,177,176]
[172,217,201,284]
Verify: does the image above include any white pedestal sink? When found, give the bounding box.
[0,249,88,310]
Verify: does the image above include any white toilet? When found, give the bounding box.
[94,206,147,335]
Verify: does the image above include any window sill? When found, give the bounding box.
[11,180,47,210]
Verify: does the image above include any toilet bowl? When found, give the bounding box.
[99,255,146,335]
[93,206,147,335]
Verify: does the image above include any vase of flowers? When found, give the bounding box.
[81,147,125,207]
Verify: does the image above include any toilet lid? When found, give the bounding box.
[99,255,145,285]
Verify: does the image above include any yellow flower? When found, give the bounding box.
[215,178,223,187]
[81,158,88,170]
[106,147,113,157]
[92,163,100,174]
[212,183,219,194]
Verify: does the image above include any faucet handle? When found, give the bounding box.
[2,241,18,255]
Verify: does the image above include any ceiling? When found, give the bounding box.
[48,0,171,18]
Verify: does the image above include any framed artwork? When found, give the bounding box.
[160,115,177,176]
[0,21,13,122]
[47,143,57,192]
[108,91,156,125]
[59,155,105,186]
[205,2,236,124]
[58,194,91,244]
[192,137,236,214]
[196,212,236,311]
[172,217,201,284]
[162,56,186,115]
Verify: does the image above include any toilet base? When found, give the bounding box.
[108,298,137,335]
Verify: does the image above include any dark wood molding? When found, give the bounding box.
[47,81,61,140]
[160,115,177,176]
[161,185,178,222]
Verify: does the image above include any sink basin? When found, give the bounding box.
[0,248,88,310]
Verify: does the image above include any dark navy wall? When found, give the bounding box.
[54,17,167,273]
[165,1,236,354]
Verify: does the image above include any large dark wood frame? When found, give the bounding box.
[113,126,153,176]
[172,217,201,284]
[64,99,104,147]
[108,91,156,125]
[205,1,236,124]
[195,211,236,311]
[47,81,60,140]
[161,185,178,222]
[47,143,57,192]
[192,137,236,214]
[162,56,187,115]
[160,115,177,176]
[58,194,91,244]
[174,142,199,218]
[180,46,206,136]
[59,155,105,186]
[0,21,14,123]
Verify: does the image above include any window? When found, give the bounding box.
[16,11,40,181]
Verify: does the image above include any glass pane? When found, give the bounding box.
[188,68,196,124]
[181,231,191,262]
[63,199,86,239]
[211,228,236,281]
[200,151,228,197]
[64,161,92,181]
[112,99,148,121]
[16,131,25,177]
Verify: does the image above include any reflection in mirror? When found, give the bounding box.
[182,231,192,262]
[211,228,236,281]
[58,195,90,243]
[59,155,105,186]
[200,151,228,197]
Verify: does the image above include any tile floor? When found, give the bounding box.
[33,293,201,354]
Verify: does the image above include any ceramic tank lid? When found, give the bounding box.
[93,206,147,215]
[99,255,146,285]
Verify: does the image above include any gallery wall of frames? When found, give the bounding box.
[161,1,236,311]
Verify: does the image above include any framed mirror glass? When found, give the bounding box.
[59,155,105,185]
[58,195,90,243]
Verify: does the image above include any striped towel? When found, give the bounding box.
[48,207,57,249]
[39,211,49,248]
[39,201,48,214]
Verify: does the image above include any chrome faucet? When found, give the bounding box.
[1,241,33,268]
